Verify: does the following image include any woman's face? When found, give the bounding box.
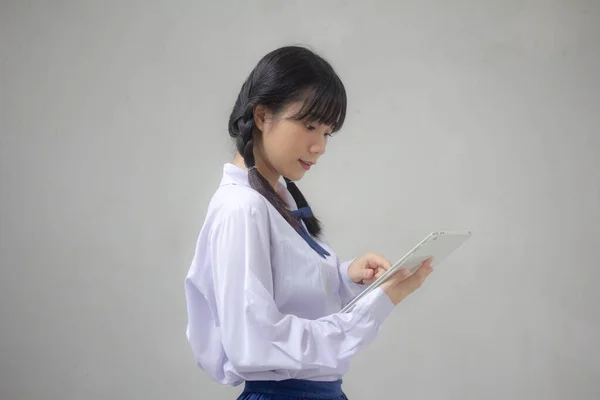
[253,102,333,182]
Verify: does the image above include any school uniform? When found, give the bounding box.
[184,163,395,399]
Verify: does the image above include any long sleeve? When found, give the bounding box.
[208,203,395,379]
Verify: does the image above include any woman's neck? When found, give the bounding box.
[232,152,280,190]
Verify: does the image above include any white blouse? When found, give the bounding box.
[184,163,395,386]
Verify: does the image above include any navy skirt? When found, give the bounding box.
[237,379,348,400]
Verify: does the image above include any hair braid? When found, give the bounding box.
[229,90,299,228]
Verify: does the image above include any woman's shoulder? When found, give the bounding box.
[208,184,271,221]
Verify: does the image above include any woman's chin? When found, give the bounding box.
[285,169,306,182]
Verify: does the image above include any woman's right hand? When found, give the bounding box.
[380,258,434,305]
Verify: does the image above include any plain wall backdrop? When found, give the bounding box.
[1,1,599,399]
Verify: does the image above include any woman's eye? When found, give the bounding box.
[305,124,316,131]
[325,132,333,138]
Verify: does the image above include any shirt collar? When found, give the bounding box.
[219,164,330,257]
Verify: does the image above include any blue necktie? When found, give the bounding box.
[290,207,331,258]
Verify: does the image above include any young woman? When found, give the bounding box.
[184,45,433,400]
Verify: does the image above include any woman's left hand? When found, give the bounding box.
[347,252,392,285]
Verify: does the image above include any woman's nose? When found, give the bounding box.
[309,135,327,155]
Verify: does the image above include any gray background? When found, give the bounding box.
[1,1,599,399]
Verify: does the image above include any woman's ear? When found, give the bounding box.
[253,105,268,132]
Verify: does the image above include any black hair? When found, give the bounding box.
[228,45,347,237]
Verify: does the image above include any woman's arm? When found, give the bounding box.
[196,201,395,378]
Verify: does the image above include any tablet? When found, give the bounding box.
[340,230,472,313]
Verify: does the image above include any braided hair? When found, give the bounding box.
[227,46,347,237]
